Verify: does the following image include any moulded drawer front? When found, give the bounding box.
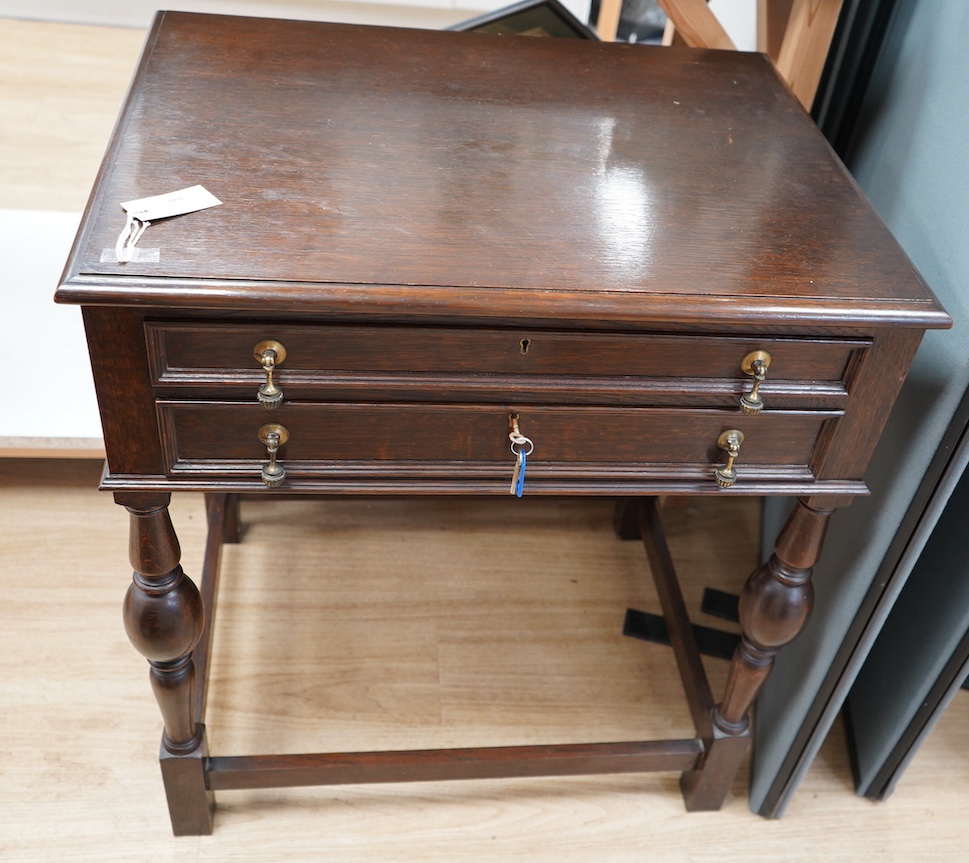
[157,401,837,480]
[147,322,866,386]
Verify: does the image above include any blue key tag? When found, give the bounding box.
[511,448,527,498]
[508,415,534,498]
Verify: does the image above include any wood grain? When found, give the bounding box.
[57,13,948,330]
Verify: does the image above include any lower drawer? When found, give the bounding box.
[158,401,839,488]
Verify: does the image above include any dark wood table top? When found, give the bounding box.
[59,11,948,331]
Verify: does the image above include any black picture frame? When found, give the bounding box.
[448,0,600,40]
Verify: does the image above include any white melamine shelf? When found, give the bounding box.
[1,209,103,457]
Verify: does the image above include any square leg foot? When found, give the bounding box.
[680,731,750,811]
[160,730,215,836]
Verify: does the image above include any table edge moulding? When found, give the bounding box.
[55,10,951,834]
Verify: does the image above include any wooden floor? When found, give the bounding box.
[3,458,969,860]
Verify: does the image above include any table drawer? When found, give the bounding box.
[146,322,865,408]
[158,401,838,486]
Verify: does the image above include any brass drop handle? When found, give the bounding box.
[254,340,287,410]
[715,429,745,488]
[740,350,771,416]
[258,423,289,487]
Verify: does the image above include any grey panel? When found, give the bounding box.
[849,436,969,798]
[750,0,969,816]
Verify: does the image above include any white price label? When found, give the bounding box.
[121,185,222,221]
[114,184,222,263]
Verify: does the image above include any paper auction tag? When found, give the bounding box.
[121,185,222,221]
[115,184,222,262]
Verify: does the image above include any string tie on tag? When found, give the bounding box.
[115,212,150,263]
[114,185,222,263]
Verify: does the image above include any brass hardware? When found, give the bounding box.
[258,423,289,487]
[519,338,530,355]
[740,350,771,416]
[254,340,287,410]
[715,429,745,488]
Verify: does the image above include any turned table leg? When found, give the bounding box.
[117,492,214,835]
[682,496,836,810]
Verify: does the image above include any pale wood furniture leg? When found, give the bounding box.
[596,0,623,41]
[117,491,214,835]
[758,0,795,59]
[662,18,686,46]
[664,0,842,110]
[775,0,845,109]
[657,0,736,50]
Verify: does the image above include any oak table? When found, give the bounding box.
[56,11,950,834]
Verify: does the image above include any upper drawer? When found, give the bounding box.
[146,322,867,407]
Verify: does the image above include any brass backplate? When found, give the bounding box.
[740,349,771,376]
[258,423,290,446]
[717,429,745,451]
[254,339,287,365]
